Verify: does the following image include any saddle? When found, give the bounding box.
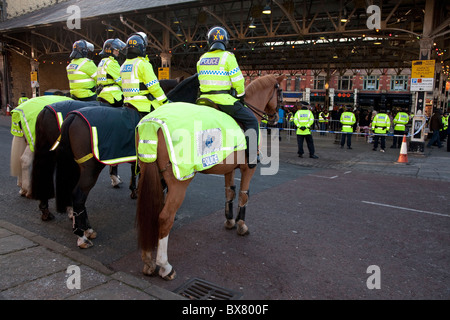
[196,97,220,111]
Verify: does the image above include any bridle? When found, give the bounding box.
[245,83,283,125]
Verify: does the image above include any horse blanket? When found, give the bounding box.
[136,102,246,181]
[44,100,104,130]
[69,106,141,165]
[10,95,72,152]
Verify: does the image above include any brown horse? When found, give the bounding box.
[135,74,284,280]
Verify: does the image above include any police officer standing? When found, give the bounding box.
[97,38,127,108]
[340,105,356,149]
[293,103,318,159]
[66,40,97,101]
[120,32,169,116]
[390,107,409,148]
[371,108,391,152]
[18,93,29,106]
[196,26,259,168]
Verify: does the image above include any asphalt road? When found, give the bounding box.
[1,114,449,300]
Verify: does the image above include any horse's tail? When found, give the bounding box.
[136,161,164,251]
[55,113,79,213]
[31,109,56,200]
[10,135,27,177]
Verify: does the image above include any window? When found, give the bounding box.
[390,75,408,91]
[338,76,353,90]
[294,76,301,91]
[314,76,325,90]
[286,76,291,91]
[363,76,379,90]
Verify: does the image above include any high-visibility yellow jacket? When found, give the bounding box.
[319,112,329,123]
[18,97,29,105]
[371,112,391,134]
[197,50,245,106]
[66,58,97,99]
[120,56,168,113]
[293,109,314,135]
[97,56,123,105]
[393,112,409,131]
[340,111,356,132]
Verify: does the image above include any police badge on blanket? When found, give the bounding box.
[196,128,223,167]
[137,102,247,181]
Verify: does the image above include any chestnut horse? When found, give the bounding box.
[54,74,199,248]
[30,78,183,221]
[135,74,284,280]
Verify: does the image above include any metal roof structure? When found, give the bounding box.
[0,0,449,74]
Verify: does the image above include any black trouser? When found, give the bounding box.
[297,134,315,156]
[219,101,260,164]
[373,134,386,150]
[72,94,97,102]
[341,132,352,147]
[392,130,406,148]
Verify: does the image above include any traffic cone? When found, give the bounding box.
[396,135,408,163]
[6,104,11,116]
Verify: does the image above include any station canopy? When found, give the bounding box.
[0,0,449,74]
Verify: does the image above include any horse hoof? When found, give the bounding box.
[236,221,249,236]
[143,264,157,276]
[41,211,55,221]
[161,268,176,281]
[84,229,97,239]
[130,190,138,199]
[110,175,122,188]
[224,219,236,230]
[19,189,27,197]
[77,236,93,249]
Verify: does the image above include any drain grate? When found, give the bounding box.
[174,278,243,300]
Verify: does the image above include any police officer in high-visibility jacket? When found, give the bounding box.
[97,38,127,188]
[371,108,391,152]
[120,32,169,115]
[390,108,410,148]
[97,38,126,108]
[293,103,318,159]
[340,105,356,149]
[18,93,29,106]
[66,40,97,101]
[196,26,259,168]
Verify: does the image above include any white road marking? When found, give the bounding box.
[362,201,449,218]
[309,174,339,179]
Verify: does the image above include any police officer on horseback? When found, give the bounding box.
[120,32,169,116]
[67,40,98,101]
[196,26,260,168]
[97,38,126,108]
[97,38,127,188]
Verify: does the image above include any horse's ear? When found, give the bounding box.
[176,76,185,83]
[276,74,286,83]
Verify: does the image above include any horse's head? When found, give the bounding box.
[263,74,285,126]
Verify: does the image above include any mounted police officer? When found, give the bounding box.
[97,38,126,108]
[97,38,127,188]
[196,26,259,168]
[120,32,169,116]
[66,40,98,101]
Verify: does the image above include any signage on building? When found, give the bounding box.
[30,71,38,88]
[410,60,435,91]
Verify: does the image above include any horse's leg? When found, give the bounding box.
[236,165,256,236]
[109,164,122,188]
[129,162,138,199]
[224,170,237,229]
[72,160,104,248]
[10,136,27,195]
[20,145,33,198]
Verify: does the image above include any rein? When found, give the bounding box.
[245,83,282,124]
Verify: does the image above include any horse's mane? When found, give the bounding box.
[245,75,276,98]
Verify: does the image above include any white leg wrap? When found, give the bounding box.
[156,236,172,278]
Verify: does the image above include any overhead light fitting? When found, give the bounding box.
[262,1,271,14]
[173,16,181,24]
[249,17,256,28]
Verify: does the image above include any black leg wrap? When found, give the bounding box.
[225,200,234,220]
[236,205,246,222]
[72,209,89,237]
